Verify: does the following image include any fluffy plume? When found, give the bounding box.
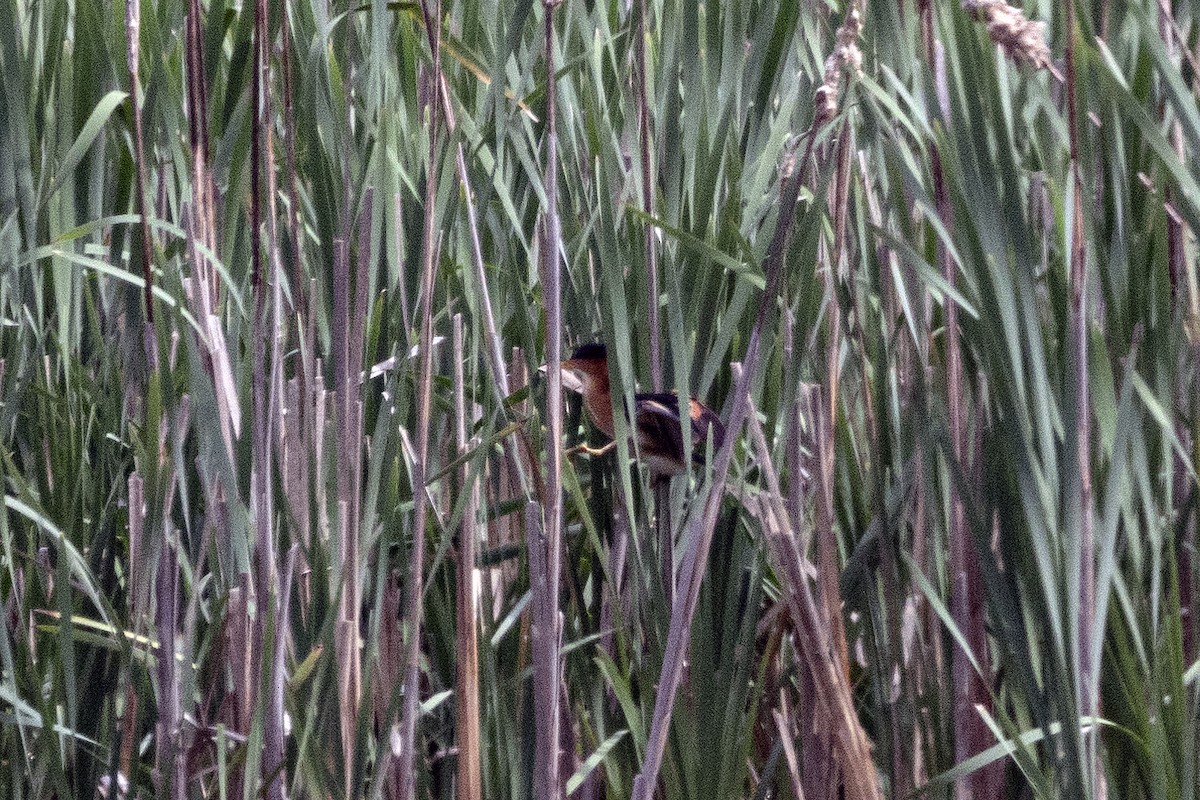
[962,0,1053,72]
[813,5,863,129]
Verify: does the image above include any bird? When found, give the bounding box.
[558,343,726,476]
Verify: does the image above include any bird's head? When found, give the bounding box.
[559,342,609,394]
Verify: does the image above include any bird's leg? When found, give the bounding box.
[566,440,617,459]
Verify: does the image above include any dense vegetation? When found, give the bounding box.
[1,0,1198,797]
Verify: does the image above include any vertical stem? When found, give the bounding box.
[858,148,915,792]
[635,0,662,392]
[124,0,158,783]
[456,145,512,405]
[1064,2,1101,795]
[818,112,852,683]
[454,144,536,498]
[453,316,483,800]
[534,3,564,798]
[635,0,672,602]
[919,21,999,797]
[125,0,154,324]
[280,13,306,328]
[527,499,558,800]
[332,229,360,797]
[249,1,286,797]
[266,21,291,800]
[154,537,184,800]
[1159,0,1198,668]
[911,15,942,758]
[939,107,971,800]
[396,2,443,796]
[273,546,297,788]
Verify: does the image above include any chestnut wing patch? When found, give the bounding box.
[633,392,725,467]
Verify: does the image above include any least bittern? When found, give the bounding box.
[559,343,725,476]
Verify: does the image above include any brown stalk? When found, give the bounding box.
[248,0,269,602]
[125,0,154,324]
[328,148,372,800]
[120,473,144,784]
[937,68,970,800]
[741,373,881,800]
[1157,4,1189,312]
[185,0,214,268]
[805,8,865,792]
[279,15,306,328]
[532,2,565,797]
[182,23,205,299]
[224,584,252,738]
[154,537,184,800]
[827,92,910,796]
[1159,0,1199,668]
[787,386,835,800]
[771,707,807,800]
[859,149,923,794]
[915,10,1000,796]
[278,13,315,585]
[509,347,537,576]
[764,7,875,797]
[143,388,185,799]
[248,1,287,796]
[280,385,311,611]
[525,499,557,800]
[453,315,483,800]
[394,1,445,794]
[816,100,851,686]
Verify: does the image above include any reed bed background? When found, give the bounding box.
[1,0,1198,797]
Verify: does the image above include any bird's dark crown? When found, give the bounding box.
[569,343,608,362]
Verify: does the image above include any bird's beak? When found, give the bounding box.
[536,360,586,393]
[558,361,585,394]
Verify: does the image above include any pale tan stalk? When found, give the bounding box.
[453,315,483,800]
